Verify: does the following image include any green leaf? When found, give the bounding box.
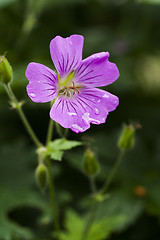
[60,210,126,240]
[88,216,126,240]
[96,190,144,231]
[60,210,84,240]
[47,138,82,161]
[0,140,49,240]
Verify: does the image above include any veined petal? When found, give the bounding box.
[50,87,119,133]
[75,87,119,126]
[26,62,58,103]
[50,35,84,77]
[50,97,90,133]
[74,52,119,87]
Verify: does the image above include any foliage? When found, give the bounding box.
[60,210,126,240]
[1,0,160,239]
[0,141,47,240]
[47,138,82,161]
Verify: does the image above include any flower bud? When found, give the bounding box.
[0,55,13,84]
[118,124,135,150]
[35,163,48,190]
[83,148,99,176]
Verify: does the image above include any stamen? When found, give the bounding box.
[58,81,81,98]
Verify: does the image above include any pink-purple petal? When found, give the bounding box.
[25,62,58,103]
[50,35,84,77]
[74,52,119,87]
[49,87,119,133]
[75,87,119,126]
[49,97,90,133]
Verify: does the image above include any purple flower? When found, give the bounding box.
[25,35,119,133]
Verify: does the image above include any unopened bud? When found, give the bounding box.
[0,55,13,84]
[83,148,99,176]
[118,124,135,150]
[35,163,48,190]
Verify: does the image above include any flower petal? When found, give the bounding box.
[75,87,119,126]
[26,62,58,103]
[50,87,119,133]
[50,97,90,133]
[74,52,119,87]
[50,35,84,77]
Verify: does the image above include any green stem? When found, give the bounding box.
[46,117,54,145]
[81,150,125,240]
[4,84,42,148]
[46,101,55,145]
[89,176,97,195]
[100,149,125,195]
[45,102,60,239]
[4,83,60,238]
[81,200,99,240]
[45,156,60,239]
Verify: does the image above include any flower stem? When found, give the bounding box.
[45,156,60,239]
[81,149,125,240]
[45,102,60,239]
[46,117,54,145]
[4,83,60,238]
[81,200,99,240]
[89,176,97,195]
[100,149,125,195]
[4,83,42,148]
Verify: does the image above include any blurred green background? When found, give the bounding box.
[0,0,160,240]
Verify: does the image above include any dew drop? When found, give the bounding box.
[30,93,36,97]
[94,108,99,115]
[72,124,83,132]
[103,94,109,98]
[97,99,101,103]
[68,112,77,116]
[69,41,73,45]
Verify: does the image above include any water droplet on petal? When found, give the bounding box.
[30,93,36,97]
[69,41,73,45]
[94,108,99,115]
[68,112,77,116]
[103,94,109,98]
[72,124,83,132]
[97,99,101,103]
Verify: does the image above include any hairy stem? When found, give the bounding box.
[45,156,60,239]
[45,102,60,239]
[4,84,42,148]
[81,149,125,240]
[100,150,125,194]
[81,200,99,240]
[89,176,97,195]
[46,117,54,145]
